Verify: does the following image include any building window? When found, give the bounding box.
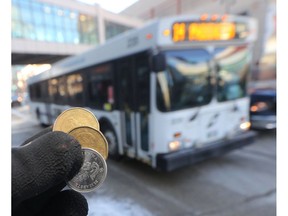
[105,20,132,40]
[11,0,99,45]
[78,14,99,44]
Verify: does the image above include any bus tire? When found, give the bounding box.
[102,126,121,160]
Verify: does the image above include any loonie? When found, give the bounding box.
[53,107,100,132]
[68,126,109,160]
[67,147,107,193]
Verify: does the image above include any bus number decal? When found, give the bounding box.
[127,36,139,48]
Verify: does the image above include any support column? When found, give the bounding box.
[96,4,105,45]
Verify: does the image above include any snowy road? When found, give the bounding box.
[12,106,276,216]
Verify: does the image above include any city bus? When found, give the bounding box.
[27,14,258,171]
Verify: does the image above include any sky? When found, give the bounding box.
[76,0,138,13]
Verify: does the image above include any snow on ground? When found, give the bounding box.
[86,195,153,216]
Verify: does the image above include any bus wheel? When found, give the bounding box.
[103,127,121,160]
[36,109,40,120]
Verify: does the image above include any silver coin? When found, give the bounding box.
[67,147,107,193]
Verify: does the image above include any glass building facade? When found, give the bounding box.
[12,0,133,45]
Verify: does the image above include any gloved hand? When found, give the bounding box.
[12,126,89,216]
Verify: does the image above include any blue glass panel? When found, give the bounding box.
[23,24,36,40]
[33,11,45,25]
[12,21,23,38]
[12,5,21,20]
[56,30,65,42]
[36,27,45,41]
[44,26,52,42]
[54,15,63,28]
[21,8,33,23]
[44,13,55,26]
[64,30,72,43]
[18,1,30,9]
[31,1,41,10]
[63,17,72,29]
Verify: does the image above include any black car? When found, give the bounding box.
[249,89,276,130]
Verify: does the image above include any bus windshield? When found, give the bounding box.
[156,49,213,112]
[156,46,251,112]
[214,46,250,102]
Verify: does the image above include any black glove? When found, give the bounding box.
[12,126,89,216]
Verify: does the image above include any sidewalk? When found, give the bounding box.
[12,105,37,125]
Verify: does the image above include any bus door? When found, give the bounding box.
[45,102,53,125]
[117,53,150,158]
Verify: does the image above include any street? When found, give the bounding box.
[12,106,276,216]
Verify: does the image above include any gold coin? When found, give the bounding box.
[53,107,100,133]
[68,126,108,160]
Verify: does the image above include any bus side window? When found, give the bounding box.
[57,76,68,104]
[29,80,48,102]
[117,58,133,111]
[67,73,84,106]
[87,63,114,111]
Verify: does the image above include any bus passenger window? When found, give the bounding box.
[29,80,48,102]
[88,63,113,111]
[67,73,84,105]
[48,77,68,104]
[48,78,58,102]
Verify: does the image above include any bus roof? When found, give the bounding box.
[27,14,257,85]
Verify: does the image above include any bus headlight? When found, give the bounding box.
[168,140,181,151]
[240,121,251,130]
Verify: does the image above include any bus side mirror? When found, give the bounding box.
[151,53,166,72]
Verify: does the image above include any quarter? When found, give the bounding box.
[53,107,100,132]
[68,126,109,160]
[67,147,107,193]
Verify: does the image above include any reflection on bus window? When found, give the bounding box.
[48,76,67,104]
[48,78,58,99]
[157,49,212,112]
[88,63,114,111]
[214,46,250,102]
[67,73,83,105]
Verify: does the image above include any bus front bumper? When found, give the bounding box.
[156,130,257,172]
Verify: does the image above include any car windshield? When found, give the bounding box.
[156,46,251,112]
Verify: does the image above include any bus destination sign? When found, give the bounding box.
[172,22,238,42]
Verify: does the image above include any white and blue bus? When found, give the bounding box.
[27,14,258,171]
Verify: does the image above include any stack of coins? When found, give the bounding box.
[52,107,108,193]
